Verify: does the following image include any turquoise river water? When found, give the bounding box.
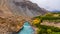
[18,22,34,34]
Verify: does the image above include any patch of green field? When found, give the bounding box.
[33,12,60,34]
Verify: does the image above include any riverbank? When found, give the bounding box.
[28,21,38,34]
[32,26,38,34]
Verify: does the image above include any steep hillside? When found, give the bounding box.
[0,10,25,34]
[6,0,48,18]
[0,0,48,34]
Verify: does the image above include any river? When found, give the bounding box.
[18,22,34,34]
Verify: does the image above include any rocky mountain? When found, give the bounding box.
[6,0,48,18]
[0,0,48,34]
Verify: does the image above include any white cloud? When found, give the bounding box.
[29,0,60,11]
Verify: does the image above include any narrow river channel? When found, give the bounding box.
[18,22,34,34]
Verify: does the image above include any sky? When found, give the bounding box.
[29,0,60,11]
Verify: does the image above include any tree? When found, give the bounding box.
[32,18,41,25]
[47,29,52,34]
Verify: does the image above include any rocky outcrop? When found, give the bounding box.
[0,10,25,34]
[0,0,48,34]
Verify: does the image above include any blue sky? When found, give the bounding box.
[29,0,60,11]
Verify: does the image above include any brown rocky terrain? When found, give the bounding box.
[0,10,25,34]
[0,0,48,34]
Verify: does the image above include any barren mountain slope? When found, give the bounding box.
[0,0,48,34]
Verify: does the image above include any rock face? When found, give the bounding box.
[0,0,48,34]
[0,10,25,34]
[5,0,47,18]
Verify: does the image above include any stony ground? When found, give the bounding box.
[0,14,25,34]
[0,4,25,33]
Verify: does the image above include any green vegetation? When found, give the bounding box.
[35,24,60,34]
[33,12,60,23]
[32,12,60,34]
